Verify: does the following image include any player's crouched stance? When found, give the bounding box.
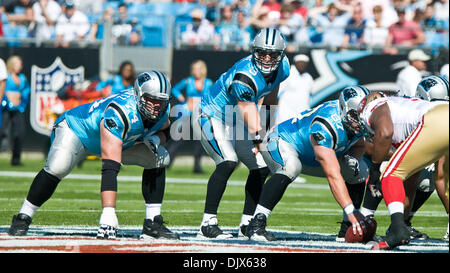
[245,86,370,241]
[8,71,179,240]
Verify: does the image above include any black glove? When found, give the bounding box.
[368,163,382,198]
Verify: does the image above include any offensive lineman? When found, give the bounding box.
[245,86,370,241]
[354,90,449,250]
[8,71,179,240]
[192,28,290,239]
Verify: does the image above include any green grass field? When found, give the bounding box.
[0,156,448,239]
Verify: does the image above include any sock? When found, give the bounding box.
[142,168,165,204]
[361,182,383,212]
[26,169,61,207]
[240,214,253,227]
[382,175,405,213]
[257,173,292,211]
[243,167,269,216]
[253,204,272,219]
[145,203,161,220]
[19,199,39,218]
[201,213,217,225]
[345,181,365,209]
[204,161,237,214]
[99,206,118,227]
[408,189,434,222]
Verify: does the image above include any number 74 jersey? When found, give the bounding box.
[270,100,362,166]
[55,89,169,155]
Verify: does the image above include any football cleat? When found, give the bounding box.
[246,213,276,242]
[336,221,351,242]
[372,224,410,250]
[405,221,429,240]
[96,224,117,239]
[8,213,32,236]
[140,215,180,240]
[238,225,249,239]
[197,217,233,239]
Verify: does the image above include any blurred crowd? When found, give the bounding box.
[0,0,448,50]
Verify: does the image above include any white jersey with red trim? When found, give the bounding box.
[360,96,447,148]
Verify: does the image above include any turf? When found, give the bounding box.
[0,156,448,238]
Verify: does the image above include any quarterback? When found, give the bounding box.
[192,28,290,239]
[8,70,179,240]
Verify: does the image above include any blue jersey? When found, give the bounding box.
[270,100,362,166]
[200,54,290,125]
[56,90,169,156]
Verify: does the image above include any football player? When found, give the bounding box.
[354,88,449,250]
[359,75,449,241]
[245,86,370,241]
[191,28,290,239]
[8,71,179,240]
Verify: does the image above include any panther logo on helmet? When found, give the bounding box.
[416,75,449,102]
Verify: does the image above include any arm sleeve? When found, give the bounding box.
[310,118,336,150]
[103,104,128,141]
[230,72,257,102]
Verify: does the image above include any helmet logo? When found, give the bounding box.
[137,73,152,87]
[343,88,358,101]
[420,78,438,91]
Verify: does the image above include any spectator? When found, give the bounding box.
[422,3,445,28]
[54,0,90,47]
[291,0,308,20]
[232,0,252,17]
[363,5,389,47]
[341,2,366,48]
[0,57,6,129]
[215,4,238,49]
[89,6,114,41]
[262,0,281,23]
[434,0,449,22]
[111,2,140,46]
[0,55,30,166]
[1,0,36,40]
[96,60,135,95]
[235,9,253,50]
[32,0,61,42]
[181,9,215,46]
[167,60,212,174]
[277,2,304,44]
[248,1,271,34]
[396,48,430,97]
[384,6,426,54]
[275,53,313,125]
[311,3,351,47]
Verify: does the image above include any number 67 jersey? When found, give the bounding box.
[269,100,362,166]
[54,89,169,156]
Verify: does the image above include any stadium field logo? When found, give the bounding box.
[30,57,84,136]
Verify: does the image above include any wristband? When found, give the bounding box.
[344,204,355,215]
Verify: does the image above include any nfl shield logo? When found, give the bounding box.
[30,57,84,136]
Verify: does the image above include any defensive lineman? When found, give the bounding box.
[8,70,179,240]
[356,90,448,250]
[192,28,290,238]
[246,86,370,241]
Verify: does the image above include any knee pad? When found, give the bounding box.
[217,160,238,175]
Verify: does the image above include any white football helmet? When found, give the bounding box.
[338,85,371,135]
[251,28,287,76]
[416,75,449,102]
[134,70,171,121]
